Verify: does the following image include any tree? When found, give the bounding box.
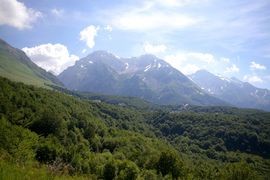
[156,151,185,179]
[117,160,139,180]
[30,110,64,136]
[103,161,117,180]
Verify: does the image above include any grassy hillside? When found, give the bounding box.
[0,76,269,179]
[0,38,62,87]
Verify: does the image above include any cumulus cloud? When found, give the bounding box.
[164,53,187,67]
[0,0,42,29]
[143,42,167,54]
[243,75,263,83]
[224,64,239,73]
[179,64,200,75]
[187,52,215,64]
[164,54,200,74]
[250,61,266,70]
[165,52,215,65]
[164,52,214,74]
[80,25,99,48]
[22,43,79,75]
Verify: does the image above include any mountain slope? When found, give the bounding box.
[59,51,226,106]
[1,76,269,179]
[0,38,62,87]
[189,70,270,111]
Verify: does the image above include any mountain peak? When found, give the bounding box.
[59,52,226,106]
[139,54,158,59]
[194,69,213,76]
[230,77,242,84]
[190,70,270,111]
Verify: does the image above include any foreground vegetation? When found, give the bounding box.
[0,77,269,179]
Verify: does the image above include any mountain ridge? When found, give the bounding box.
[58,51,227,106]
[189,69,270,111]
[0,38,63,87]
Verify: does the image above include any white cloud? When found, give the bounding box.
[250,61,266,70]
[22,43,79,75]
[165,52,215,65]
[51,8,64,17]
[155,0,184,7]
[187,52,215,64]
[154,0,201,7]
[224,64,239,73]
[111,6,199,31]
[115,12,197,31]
[80,25,99,48]
[164,52,214,74]
[164,54,186,71]
[143,42,167,54]
[243,75,263,83]
[0,0,42,29]
[104,25,113,32]
[164,54,200,74]
[165,53,187,64]
[180,64,200,75]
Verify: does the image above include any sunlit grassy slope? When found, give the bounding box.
[0,38,62,87]
[0,50,50,87]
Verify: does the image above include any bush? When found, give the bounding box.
[156,150,185,179]
[30,110,64,136]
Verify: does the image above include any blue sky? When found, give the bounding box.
[0,0,270,89]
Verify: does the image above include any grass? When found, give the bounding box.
[0,160,52,180]
[0,50,52,88]
[0,160,98,180]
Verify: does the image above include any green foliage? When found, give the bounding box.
[0,160,53,180]
[117,160,139,180]
[156,150,186,179]
[30,110,64,136]
[103,161,117,180]
[0,76,269,179]
[221,162,257,180]
[0,117,38,163]
[147,111,270,159]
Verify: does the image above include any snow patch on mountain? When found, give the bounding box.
[125,63,129,70]
[144,64,152,72]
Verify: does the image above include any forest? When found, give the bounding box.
[0,76,270,179]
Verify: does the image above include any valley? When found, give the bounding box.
[0,39,270,179]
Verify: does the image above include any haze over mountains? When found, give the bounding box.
[58,51,226,106]
[190,70,270,111]
[1,38,270,111]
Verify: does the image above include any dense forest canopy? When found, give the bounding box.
[0,76,270,179]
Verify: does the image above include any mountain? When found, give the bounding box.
[58,51,226,106]
[189,70,270,111]
[0,38,62,87]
